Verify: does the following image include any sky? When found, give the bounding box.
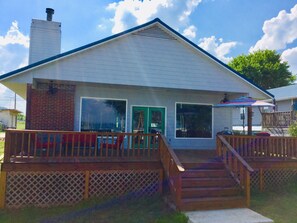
[1,0,297,113]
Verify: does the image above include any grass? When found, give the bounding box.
[17,120,25,130]
[251,180,297,223]
[0,196,188,223]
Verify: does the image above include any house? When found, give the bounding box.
[3,9,295,211]
[0,10,273,150]
[0,107,21,129]
[268,84,297,112]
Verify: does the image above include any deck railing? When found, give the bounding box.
[216,135,254,206]
[223,135,297,160]
[262,111,297,128]
[3,129,160,163]
[159,134,185,210]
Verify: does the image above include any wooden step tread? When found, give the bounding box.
[182,186,240,192]
[182,162,224,170]
[182,169,228,178]
[181,186,241,198]
[182,177,236,188]
[182,177,233,181]
[182,195,244,202]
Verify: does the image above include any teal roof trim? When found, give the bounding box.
[0,18,273,98]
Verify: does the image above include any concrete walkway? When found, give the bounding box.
[185,208,273,223]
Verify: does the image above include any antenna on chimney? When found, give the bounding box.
[46,8,54,21]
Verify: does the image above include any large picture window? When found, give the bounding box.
[176,103,212,138]
[81,98,126,132]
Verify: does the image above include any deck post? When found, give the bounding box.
[4,131,11,163]
[84,170,90,200]
[247,107,253,135]
[245,170,251,207]
[176,174,182,210]
[158,169,163,194]
[259,168,264,192]
[0,171,7,208]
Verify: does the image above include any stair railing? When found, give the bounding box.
[159,135,185,210]
[216,135,254,207]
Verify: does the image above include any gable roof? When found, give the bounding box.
[0,18,273,98]
[268,84,297,101]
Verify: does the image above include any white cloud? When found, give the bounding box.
[0,21,29,48]
[0,21,29,113]
[198,36,238,63]
[182,25,197,39]
[106,0,201,34]
[250,4,297,52]
[281,47,297,74]
[17,57,29,69]
[179,0,201,22]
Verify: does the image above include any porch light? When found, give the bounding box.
[48,81,58,94]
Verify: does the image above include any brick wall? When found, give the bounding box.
[26,83,75,131]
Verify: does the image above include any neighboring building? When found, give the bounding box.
[268,84,297,112]
[0,11,273,150]
[0,107,22,129]
[231,84,297,131]
[262,84,297,129]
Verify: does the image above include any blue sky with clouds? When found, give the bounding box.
[1,0,297,113]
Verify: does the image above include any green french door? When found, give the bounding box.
[132,107,165,147]
[132,107,165,135]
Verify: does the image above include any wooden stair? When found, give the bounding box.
[179,160,246,211]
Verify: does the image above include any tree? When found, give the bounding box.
[228,50,296,89]
[17,113,25,121]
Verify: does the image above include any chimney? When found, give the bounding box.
[46,8,54,21]
[28,8,61,64]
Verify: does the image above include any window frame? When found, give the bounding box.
[79,97,128,132]
[174,102,214,139]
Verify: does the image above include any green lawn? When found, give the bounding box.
[17,120,25,130]
[251,180,297,223]
[0,196,188,223]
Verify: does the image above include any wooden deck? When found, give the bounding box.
[1,130,297,210]
[2,130,160,163]
[262,111,297,128]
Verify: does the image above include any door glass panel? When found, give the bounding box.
[149,110,163,134]
[132,110,145,134]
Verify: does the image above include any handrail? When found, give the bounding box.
[217,135,253,207]
[3,130,160,162]
[159,134,184,210]
[217,135,254,172]
[159,135,184,172]
[223,135,297,160]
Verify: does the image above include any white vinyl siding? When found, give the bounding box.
[9,25,268,99]
[74,84,232,150]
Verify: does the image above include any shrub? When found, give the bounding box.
[288,122,297,137]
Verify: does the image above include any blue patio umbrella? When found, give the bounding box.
[214,96,275,133]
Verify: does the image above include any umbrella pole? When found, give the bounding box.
[242,107,245,134]
[247,107,253,135]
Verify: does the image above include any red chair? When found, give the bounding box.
[101,134,124,150]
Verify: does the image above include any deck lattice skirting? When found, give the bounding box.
[251,168,297,191]
[5,169,162,208]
